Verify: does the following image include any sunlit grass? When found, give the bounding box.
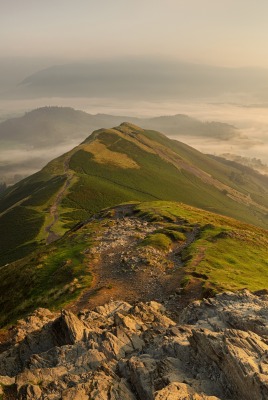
[140,233,173,250]
[135,201,268,294]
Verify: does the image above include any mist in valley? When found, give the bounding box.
[1,89,268,184]
[1,1,268,184]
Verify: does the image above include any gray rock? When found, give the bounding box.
[0,291,268,399]
[52,310,89,345]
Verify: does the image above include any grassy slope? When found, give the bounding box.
[0,220,99,326]
[142,129,268,208]
[208,154,268,207]
[0,171,67,265]
[0,200,267,327]
[0,123,267,267]
[135,202,268,295]
[64,127,268,228]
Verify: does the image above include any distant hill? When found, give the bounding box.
[0,122,267,267]
[11,60,268,103]
[0,107,239,144]
[0,106,240,184]
[0,107,119,146]
[217,153,268,175]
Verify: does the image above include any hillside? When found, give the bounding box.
[0,201,267,328]
[0,122,267,267]
[0,107,240,184]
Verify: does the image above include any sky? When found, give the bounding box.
[2,0,268,67]
[1,0,268,179]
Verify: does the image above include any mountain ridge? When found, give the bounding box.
[0,106,241,184]
[0,122,267,268]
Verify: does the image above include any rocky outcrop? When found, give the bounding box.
[0,290,268,399]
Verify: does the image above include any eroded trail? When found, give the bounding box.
[69,217,158,311]
[69,210,201,320]
[45,157,74,244]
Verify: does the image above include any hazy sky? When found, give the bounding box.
[2,0,268,67]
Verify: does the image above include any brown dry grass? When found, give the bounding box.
[83,140,140,169]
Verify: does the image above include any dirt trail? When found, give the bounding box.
[45,157,74,244]
[69,209,202,320]
[69,217,157,312]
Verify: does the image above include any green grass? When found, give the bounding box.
[69,131,268,230]
[135,201,268,293]
[22,176,66,207]
[140,233,173,250]
[66,130,268,229]
[0,172,67,264]
[186,229,268,292]
[143,129,268,208]
[0,200,267,327]
[0,207,44,266]
[0,224,97,327]
[154,227,186,241]
[0,123,267,267]
[140,226,186,251]
[61,171,154,224]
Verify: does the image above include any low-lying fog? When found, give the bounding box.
[0,96,268,184]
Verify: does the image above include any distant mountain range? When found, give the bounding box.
[0,106,240,184]
[8,59,268,102]
[0,122,267,268]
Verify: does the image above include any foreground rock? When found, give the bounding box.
[0,290,268,399]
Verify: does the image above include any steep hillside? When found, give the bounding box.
[0,122,267,266]
[0,201,267,327]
